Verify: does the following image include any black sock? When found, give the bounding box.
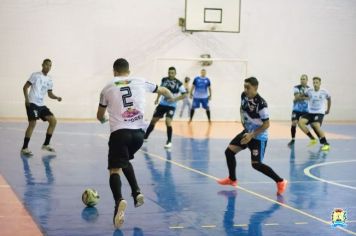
[22,137,30,149]
[291,126,296,139]
[225,148,237,181]
[206,110,211,121]
[144,124,155,139]
[167,126,172,143]
[190,109,195,121]
[109,173,122,203]
[252,163,283,183]
[43,134,52,146]
[306,131,315,140]
[122,162,140,196]
[320,137,328,145]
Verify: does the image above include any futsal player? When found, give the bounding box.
[217,77,288,195]
[143,67,187,149]
[189,69,212,123]
[298,77,331,151]
[179,76,191,118]
[288,74,313,147]
[97,58,173,228]
[21,59,62,156]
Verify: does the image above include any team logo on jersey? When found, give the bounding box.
[122,108,140,118]
[331,208,347,228]
[115,80,131,86]
[169,110,174,115]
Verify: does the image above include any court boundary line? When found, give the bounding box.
[140,149,356,235]
[304,160,356,190]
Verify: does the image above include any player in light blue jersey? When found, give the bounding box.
[144,67,187,148]
[189,69,212,123]
[288,74,315,147]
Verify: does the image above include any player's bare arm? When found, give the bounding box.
[96,106,107,123]
[208,87,212,100]
[241,120,270,145]
[48,90,62,102]
[23,81,31,107]
[326,97,331,114]
[189,85,195,99]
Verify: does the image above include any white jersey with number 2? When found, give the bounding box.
[99,76,158,133]
[306,88,330,114]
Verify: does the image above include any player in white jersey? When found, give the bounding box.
[298,77,331,151]
[21,59,62,156]
[96,58,173,229]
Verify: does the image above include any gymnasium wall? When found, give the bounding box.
[0,0,355,121]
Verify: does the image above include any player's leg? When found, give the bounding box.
[22,104,38,155]
[311,121,330,151]
[288,112,298,146]
[249,139,287,195]
[217,131,247,186]
[108,130,129,228]
[179,98,187,117]
[144,106,164,141]
[189,98,199,123]
[123,129,145,207]
[202,98,211,123]
[298,115,317,146]
[41,115,57,152]
[164,108,175,148]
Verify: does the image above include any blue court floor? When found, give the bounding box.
[0,121,356,236]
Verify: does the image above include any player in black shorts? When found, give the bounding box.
[144,67,187,149]
[21,59,62,156]
[97,58,173,228]
[217,77,287,195]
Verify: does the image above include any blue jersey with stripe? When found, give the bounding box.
[240,92,269,141]
[292,85,309,112]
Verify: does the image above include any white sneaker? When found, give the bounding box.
[21,148,33,156]
[134,193,144,208]
[114,199,127,229]
[164,142,172,149]
[42,145,56,153]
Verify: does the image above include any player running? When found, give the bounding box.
[21,59,62,156]
[288,74,313,147]
[217,77,288,195]
[144,67,187,149]
[189,69,212,123]
[97,58,173,229]
[298,77,331,151]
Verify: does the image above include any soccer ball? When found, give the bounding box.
[82,188,100,207]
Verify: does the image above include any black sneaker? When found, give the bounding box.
[287,140,295,147]
[113,199,127,229]
[133,192,144,208]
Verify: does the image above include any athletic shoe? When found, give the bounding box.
[308,139,318,147]
[287,139,295,147]
[321,144,330,151]
[277,179,288,195]
[164,142,172,149]
[21,148,33,156]
[42,145,56,153]
[113,199,127,229]
[133,193,144,208]
[217,177,237,187]
[143,139,148,143]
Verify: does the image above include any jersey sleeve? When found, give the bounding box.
[47,80,53,91]
[293,86,300,95]
[193,77,198,86]
[259,101,269,121]
[28,73,37,85]
[99,90,108,107]
[324,89,331,99]
[145,81,158,93]
[207,79,211,87]
[306,88,312,97]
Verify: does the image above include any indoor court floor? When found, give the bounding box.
[0,120,356,236]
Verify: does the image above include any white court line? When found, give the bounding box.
[140,150,356,235]
[304,160,356,190]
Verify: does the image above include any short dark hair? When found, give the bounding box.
[168,67,176,71]
[113,58,129,73]
[313,77,321,82]
[244,77,259,87]
[42,58,51,64]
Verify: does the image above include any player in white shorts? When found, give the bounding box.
[21,59,62,156]
[96,58,173,229]
[298,77,331,151]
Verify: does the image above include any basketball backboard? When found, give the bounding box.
[185,0,241,33]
